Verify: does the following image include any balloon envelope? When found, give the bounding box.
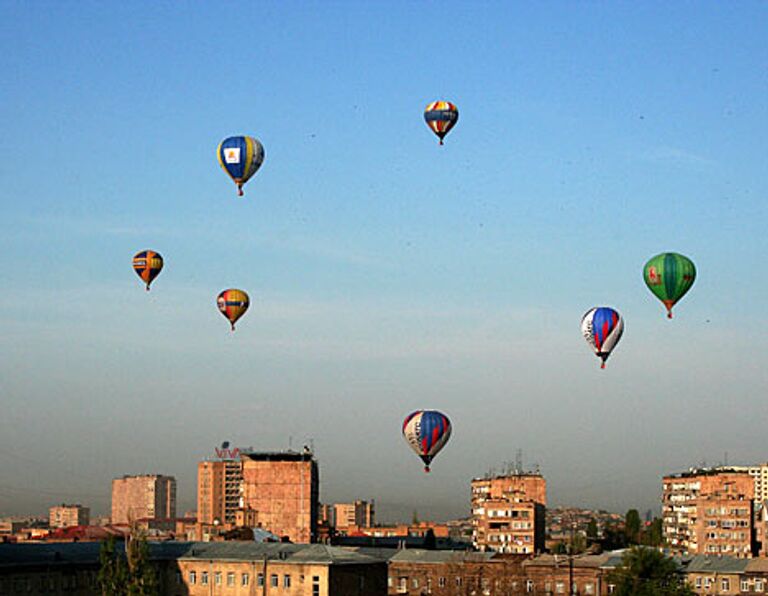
[402,410,452,472]
[217,136,265,196]
[217,289,250,330]
[424,101,458,145]
[132,250,163,291]
[643,252,696,318]
[581,307,624,369]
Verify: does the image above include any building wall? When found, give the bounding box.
[472,474,546,554]
[197,460,243,525]
[111,475,176,524]
[663,471,755,556]
[49,505,90,529]
[240,453,319,543]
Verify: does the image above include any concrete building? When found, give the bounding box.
[471,471,546,554]
[48,505,90,529]
[111,474,176,524]
[332,500,375,532]
[197,459,242,525]
[239,450,319,543]
[0,541,387,596]
[662,469,755,557]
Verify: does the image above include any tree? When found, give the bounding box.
[641,517,663,547]
[98,531,159,596]
[586,518,598,541]
[606,546,695,596]
[625,509,641,545]
[125,530,159,595]
[97,536,129,596]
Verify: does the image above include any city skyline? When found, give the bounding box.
[1,2,767,521]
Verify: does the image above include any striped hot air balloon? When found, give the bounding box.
[217,289,250,331]
[643,252,696,319]
[132,250,163,291]
[217,136,265,196]
[423,101,459,145]
[581,307,624,369]
[402,410,452,473]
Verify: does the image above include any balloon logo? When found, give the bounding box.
[217,136,265,196]
[132,250,163,291]
[424,101,459,145]
[402,410,452,473]
[581,307,624,369]
[643,252,696,319]
[217,289,250,331]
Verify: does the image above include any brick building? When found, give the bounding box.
[111,475,176,524]
[662,469,755,557]
[331,500,375,533]
[48,505,90,529]
[471,472,546,554]
[239,450,319,543]
[197,459,242,525]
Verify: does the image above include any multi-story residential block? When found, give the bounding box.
[332,500,375,532]
[48,504,89,529]
[471,471,546,554]
[111,475,176,524]
[238,450,318,543]
[662,469,755,557]
[197,459,242,525]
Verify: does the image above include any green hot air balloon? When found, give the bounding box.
[643,252,696,319]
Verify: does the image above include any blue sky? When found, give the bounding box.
[1,2,767,521]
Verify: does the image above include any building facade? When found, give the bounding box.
[662,469,755,557]
[239,451,319,543]
[471,472,547,554]
[111,475,176,524]
[48,505,90,529]
[197,459,242,525]
[332,500,375,532]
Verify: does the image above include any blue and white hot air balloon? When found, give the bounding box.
[581,307,624,369]
[402,410,452,473]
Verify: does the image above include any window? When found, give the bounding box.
[313,576,320,596]
[189,571,196,585]
[214,571,221,585]
[439,577,446,588]
[271,574,278,587]
[227,572,235,586]
[257,573,263,586]
[695,577,702,588]
[742,579,750,591]
[526,580,535,593]
[412,578,419,588]
[721,578,730,591]
[756,579,764,591]
[555,581,565,593]
[201,571,208,585]
[175,572,182,585]
[585,584,594,595]
[242,573,250,586]
[607,584,616,594]
[456,577,463,586]
[284,574,291,588]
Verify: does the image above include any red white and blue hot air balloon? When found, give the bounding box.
[581,307,624,369]
[402,410,452,473]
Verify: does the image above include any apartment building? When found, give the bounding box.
[197,459,242,525]
[471,472,546,554]
[239,450,319,543]
[662,469,755,557]
[48,504,89,529]
[111,475,176,524]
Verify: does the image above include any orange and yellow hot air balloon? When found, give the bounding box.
[132,250,163,291]
[217,289,250,331]
[424,100,459,145]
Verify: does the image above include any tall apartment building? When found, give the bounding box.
[239,450,319,543]
[333,500,375,532]
[111,475,176,524]
[49,504,90,528]
[197,459,242,525]
[471,471,546,554]
[662,469,755,557]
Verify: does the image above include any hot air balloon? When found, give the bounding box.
[132,250,163,291]
[581,307,624,369]
[217,136,265,196]
[217,289,250,331]
[424,101,458,145]
[402,410,452,473]
[643,252,696,319]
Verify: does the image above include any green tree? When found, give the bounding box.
[641,517,663,547]
[586,518,598,540]
[97,536,128,596]
[125,530,159,595]
[625,509,641,544]
[607,546,695,596]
